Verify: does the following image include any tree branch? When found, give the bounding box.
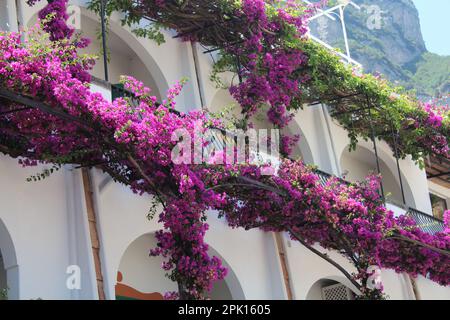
[287,226,363,292]
[386,235,450,257]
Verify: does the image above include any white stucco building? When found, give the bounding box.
[0,0,449,300]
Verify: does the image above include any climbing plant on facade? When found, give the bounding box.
[86,0,449,163]
[0,0,448,300]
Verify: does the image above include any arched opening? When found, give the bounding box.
[208,90,314,166]
[78,15,162,99]
[27,7,167,101]
[282,118,314,164]
[0,219,19,300]
[306,277,359,300]
[115,233,174,300]
[207,246,245,300]
[340,145,415,207]
[116,233,243,300]
[208,89,243,127]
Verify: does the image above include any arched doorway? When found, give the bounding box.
[0,219,19,300]
[26,6,168,101]
[283,116,315,164]
[340,145,415,207]
[116,233,244,300]
[207,246,245,300]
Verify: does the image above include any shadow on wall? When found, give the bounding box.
[116,233,244,300]
[283,118,314,164]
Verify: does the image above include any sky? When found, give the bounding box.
[412,0,450,56]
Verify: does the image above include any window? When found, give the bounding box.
[429,193,448,220]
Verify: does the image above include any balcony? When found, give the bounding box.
[207,134,446,235]
[93,77,445,236]
[192,126,446,235]
[309,170,445,235]
[405,208,445,235]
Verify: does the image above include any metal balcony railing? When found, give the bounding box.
[406,208,445,235]
[111,83,139,106]
[314,169,445,235]
[314,169,340,187]
[109,81,445,235]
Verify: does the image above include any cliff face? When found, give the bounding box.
[309,0,448,98]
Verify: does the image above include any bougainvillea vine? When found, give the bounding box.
[0,0,448,300]
[83,0,449,163]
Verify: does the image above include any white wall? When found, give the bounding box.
[341,146,405,205]
[0,155,95,299]
[416,276,450,300]
[281,233,361,300]
[330,120,432,213]
[205,215,286,300]
[0,0,9,30]
[0,0,446,301]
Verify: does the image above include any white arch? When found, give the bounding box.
[209,89,238,113]
[283,117,315,164]
[339,142,417,208]
[25,7,169,99]
[0,219,19,299]
[115,232,175,299]
[306,276,360,300]
[116,232,245,300]
[80,8,170,98]
[208,89,315,164]
[208,245,246,300]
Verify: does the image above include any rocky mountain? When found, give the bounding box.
[309,0,450,99]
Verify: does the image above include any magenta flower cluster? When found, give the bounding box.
[445,210,450,234]
[229,0,310,132]
[1,1,448,300]
[418,103,449,157]
[32,0,75,41]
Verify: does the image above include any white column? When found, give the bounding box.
[0,0,9,30]
[65,167,99,299]
[309,105,342,175]
[3,0,18,32]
